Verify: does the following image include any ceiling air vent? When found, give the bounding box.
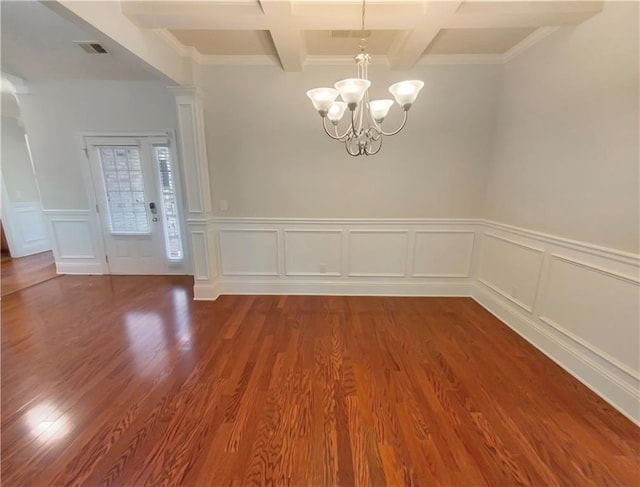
[75,41,109,54]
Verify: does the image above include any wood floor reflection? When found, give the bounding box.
[1,275,638,486]
[1,250,58,297]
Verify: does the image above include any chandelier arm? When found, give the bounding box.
[345,138,361,157]
[365,136,383,156]
[378,110,409,137]
[350,108,362,137]
[367,126,382,141]
[322,117,352,141]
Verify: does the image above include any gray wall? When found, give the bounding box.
[18,81,179,210]
[483,1,639,253]
[197,63,501,218]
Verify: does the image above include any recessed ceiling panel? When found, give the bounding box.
[305,30,400,55]
[424,27,537,55]
[169,29,276,55]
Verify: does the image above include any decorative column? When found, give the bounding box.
[171,87,219,300]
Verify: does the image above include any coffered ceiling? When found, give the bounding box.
[122,0,604,71]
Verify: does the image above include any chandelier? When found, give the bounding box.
[306,0,424,156]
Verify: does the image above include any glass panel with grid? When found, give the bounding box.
[154,146,184,260]
[98,146,150,234]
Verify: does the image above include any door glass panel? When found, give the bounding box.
[98,146,150,234]
[154,145,183,260]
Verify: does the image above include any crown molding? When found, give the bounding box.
[197,54,280,66]
[154,25,560,71]
[502,26,559,62]
[417,53,505,65]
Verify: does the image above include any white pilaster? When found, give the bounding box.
[171,87,219,300]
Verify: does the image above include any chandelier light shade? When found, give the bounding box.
[306,0,424,156]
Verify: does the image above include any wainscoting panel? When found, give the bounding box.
[44,210,105,274]
[539,254,640,378]
[474,221,640,424]
[210,218,477,297]
[412,231,475,277]
[219,229,279,276]
[478,232,544,312]
[10,202,51,256]
[190,230,210,281]
[284,230,342,276]
[348,230,409,277]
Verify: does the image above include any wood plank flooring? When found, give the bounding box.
[1,274,638,486]
[1,250,58,297]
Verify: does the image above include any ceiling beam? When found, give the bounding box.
[259,1,305,72]
[388,1,462,71]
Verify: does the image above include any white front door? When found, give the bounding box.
[86,136,185,275]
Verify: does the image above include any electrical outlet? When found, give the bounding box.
[220,200,228,212]
[319,263,327,274]
[512,286,518,298]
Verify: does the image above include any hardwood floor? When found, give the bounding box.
[1,275,638,486]
[1,250,58,297]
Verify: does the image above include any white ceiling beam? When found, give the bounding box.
[259,0,305,72]
[388,1,462,71]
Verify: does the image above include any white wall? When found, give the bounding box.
[484,1,639,253]
[1,116,40,203]
[18,81,179,210]
[1,115,51,257]
[197,63,501,218]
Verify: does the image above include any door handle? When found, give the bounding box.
[149,202,157,214]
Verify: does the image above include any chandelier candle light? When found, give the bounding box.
[306,0,424,156]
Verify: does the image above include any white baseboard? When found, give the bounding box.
[55,261,105,275]
[472,283,639,425]
[193,282,221,300]
[215,279,472,297]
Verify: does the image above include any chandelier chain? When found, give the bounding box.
[360,0,366,52]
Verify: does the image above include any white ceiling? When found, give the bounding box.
[0,0,158,81]
[122,0,604,71]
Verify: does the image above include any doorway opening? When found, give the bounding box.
[84,134,188,275]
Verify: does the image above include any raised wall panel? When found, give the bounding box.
[50,218,95,259]
[11,202,51,256]
[540,255,640,376]
[478,233,544,312]
[284,230,342,276]
[44,210,105,274]
[412,231,474,277]
[190,230,210,280]
[219,229,279,276]
[348,230,408,277]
